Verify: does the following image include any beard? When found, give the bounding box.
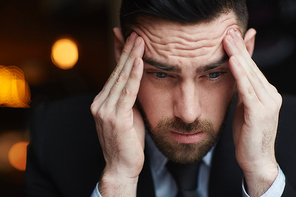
[136,100,231,164]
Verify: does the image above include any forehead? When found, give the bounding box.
[132,12,240,66]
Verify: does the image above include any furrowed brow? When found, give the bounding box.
[143,57,182,73]
[200,54,229,72]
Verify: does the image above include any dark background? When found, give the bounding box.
[0,0,295,196]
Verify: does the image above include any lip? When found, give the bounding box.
[169,131,204,144]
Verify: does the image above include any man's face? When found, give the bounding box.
[133,12,240,164]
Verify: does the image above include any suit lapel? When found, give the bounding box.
[209,100,243,197]
[137,149,156,197]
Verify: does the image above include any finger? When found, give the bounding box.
[91,32,139,114]
[228,55,259,109]
[93,32,138,104]
[116,57,144,116]
[228,31,280,105]
[226,30,270,88]
[224,30,271,104]
[225,30,258,74]
[105,37,145,108]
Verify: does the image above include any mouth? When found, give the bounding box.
[169,130,204,144]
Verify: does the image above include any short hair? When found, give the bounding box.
[120,0,249,39]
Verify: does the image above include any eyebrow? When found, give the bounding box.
[142,57,182,73]
[199,54,229,72]
[142,54,229,73]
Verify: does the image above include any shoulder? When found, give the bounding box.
[33,94,95,123]
[27,94,105,195]
[29,93,100,156]
[31,94,95,134]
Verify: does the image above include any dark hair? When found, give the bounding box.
[120,0,249,39]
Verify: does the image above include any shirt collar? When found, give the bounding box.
[145,130,215,175]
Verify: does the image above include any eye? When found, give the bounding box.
[154,72,168,79]
[206,72,221,79]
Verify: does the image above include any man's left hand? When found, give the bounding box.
[223,29,282,197]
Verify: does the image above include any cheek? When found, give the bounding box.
[137,78,173,128]
[200,76,236,129]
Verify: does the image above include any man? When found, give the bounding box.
[25,0,296,196]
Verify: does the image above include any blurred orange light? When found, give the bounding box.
[0,65,31,108]
[8,141,29,171]
[51,38,79,69]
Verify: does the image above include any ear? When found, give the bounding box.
[113,27,125,63]
[244,28,257,56]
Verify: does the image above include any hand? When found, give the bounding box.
[91,32,145,196]
[223,29,282,197]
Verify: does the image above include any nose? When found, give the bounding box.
[173,81,202,123]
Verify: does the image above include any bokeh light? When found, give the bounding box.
[0,131,26,172]
[51,38,79,70]
[0,65,31,108]
[8,141,29,171]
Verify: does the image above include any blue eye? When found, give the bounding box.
[155,72,168,79]
[207,72,221,79]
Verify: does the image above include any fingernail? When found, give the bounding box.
[227,29,237,45]
[229,29,238,40]
[236,30,241,37]
[134,37,142,47]
[127,32,137,43]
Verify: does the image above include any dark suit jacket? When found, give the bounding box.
[24,94,296,196]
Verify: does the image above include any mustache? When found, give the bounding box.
[157,117,214,133]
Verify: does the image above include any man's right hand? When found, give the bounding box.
[90,31,145,196]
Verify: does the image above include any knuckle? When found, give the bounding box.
[111,66,121,78]
[275,93,283,109]
[95,105,118,127]
[116,72,128,84]
[122,86,137,99]
[269,85,282,108]
[117,89,130,107]
[122,87,131,97]
[91,100,103,117]
[91,93,106,116]
[92,102,108,119]
[90,102,97,115]
[121,46,131,55]
[270,84,279,94]
[95,106,105,119]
